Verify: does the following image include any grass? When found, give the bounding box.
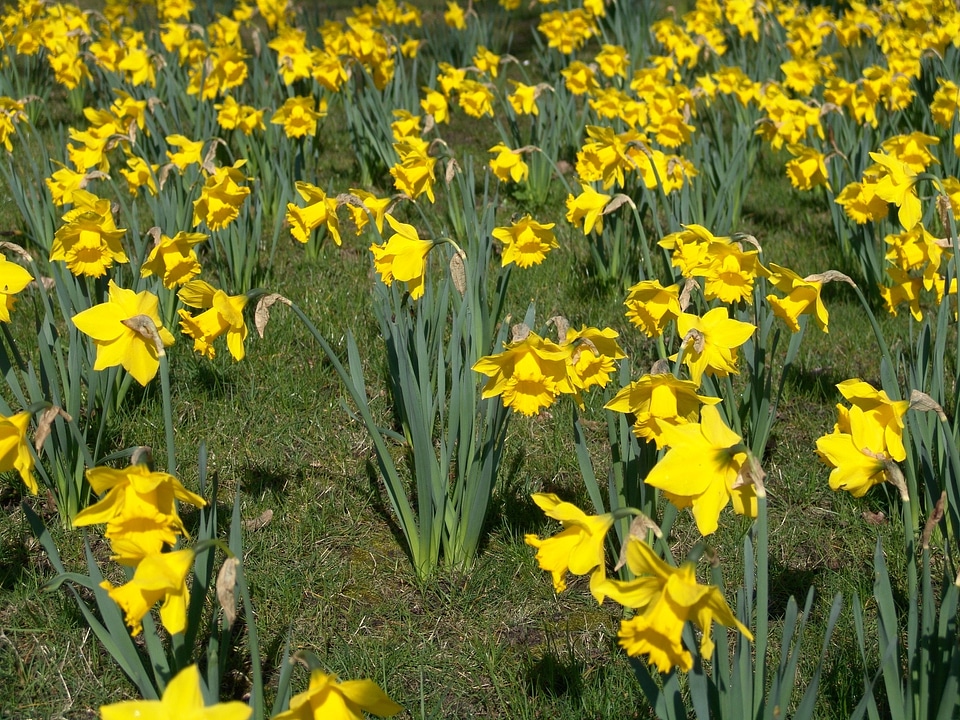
[0,3,951,718]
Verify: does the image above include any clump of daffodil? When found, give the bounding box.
[100,665,251,720]
[524,493,615,601]
[177,280,250,361]
[643,404,758,535]
[72,281,175,386]
[596,538,752,673]
[369,214,435,300]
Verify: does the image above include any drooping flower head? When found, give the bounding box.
[643,404,756,535]
[369,214,434,300]
[100,548,195,636]
[178,280,250,361]
[140,231,207,288]
[0,411,37,494]
[272,668,402,720]
[524,493,615,601]
[672,307,756,387]
[492,216,557,268]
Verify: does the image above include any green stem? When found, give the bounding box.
[159,352,176,476]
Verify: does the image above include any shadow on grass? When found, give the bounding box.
[524,650,584,702]
[241,463,299,503]
[0,532,28,591]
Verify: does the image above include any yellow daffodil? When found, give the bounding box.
[816,405,893,498]
[101,548,194,636]
[100,664,251,720]
[507,81,540,115]
[765,264,829,332]
[140,231,207,288]
[272,668,402,720]
[869,151,922,230]
[443,0,466,30]
[420,88,449,124]
[835,379,909,462]
[369,214,434,300]
[880,266,924,321]
[50,190,129,278]
[119,154,159,196]
[659,224,726,278]
[178,280,250,361]
[390,140,437,202]
[835,178,889,224]
[72,463,206,563]
[644,405,755,535]
[562,326,625,392]
[524,493,615,601]
[271,95,326,139]
[565,184,610,235]
[595,43,629,78]
[345,188,390,235]
[694,241,768,305]
[72,280,175,386]
[473,45,500,77]
[457,80,495,118]
[605,373,720,448]
[285,181,341,245]
[192,160,250,232]
[672,307,755,387]
[488,143,528,184]
[597,539,752,673]
[473,331,576,416]
[0,411,37,494]
[785,143,831,191]
[492,216,557,268]
[0,254,33,322]
[623,279,681,338]
[165,134,204,172]
[45,163,87,206]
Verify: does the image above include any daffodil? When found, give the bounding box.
[50,191,129,278]
[369,214,434,300]
[643,405,755,535]
[473,332,576,416]
[272,668,402,720]
[562,325,625,392]
[785,143,831,191]
[73,463,206,563]
[0,411,37,494]
[271,95,326,139]
[100,548,194,636]
[491,216,557,268]
[72,281,175,386]
[178,280,249,361]
[192,160,250,232]
[488,143,528,184]
[0,254,33,322]
[835,379,909,461]
[345,189,390,235]
[672,307,755,387]
[285,181,341,245]
[100,664,251,720]
[443,0,466,29]
[605,374,720,448]
[419,88,448,124]
[598,538,752,673]
[565,184,610,235]
[869,151,922,230]
[507,81,540,115]
[524,493,615,601]
[765,263,829,332]
[816,405,893,498]
[623,280,681,338]
[140,231,207,288]
[165,134,204,172]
